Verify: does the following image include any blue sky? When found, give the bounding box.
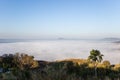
[0,0,120,39]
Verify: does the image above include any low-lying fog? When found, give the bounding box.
[0,40,120,64]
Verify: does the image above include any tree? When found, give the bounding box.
[88,49,104,77]
[13,53,39,70]
[1,54,14,71]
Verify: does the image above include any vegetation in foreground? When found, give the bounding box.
[0,49,120,80]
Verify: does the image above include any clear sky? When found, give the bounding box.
[0,0,120,39]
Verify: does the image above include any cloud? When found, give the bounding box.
[0,40,119,64]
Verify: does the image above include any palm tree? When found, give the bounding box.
[88,49,104,77]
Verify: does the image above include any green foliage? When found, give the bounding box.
[13,53,39,70]
[0,53,39,71]
[88,49,104,63]
[0,51,120,80]
[88,49,104,77]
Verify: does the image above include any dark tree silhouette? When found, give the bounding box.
[88,49,104,77]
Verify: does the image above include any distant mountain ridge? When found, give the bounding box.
[0,39,30,43]
[0,38,120,43]
[101,38,120,41]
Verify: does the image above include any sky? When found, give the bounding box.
[0,0,120,39]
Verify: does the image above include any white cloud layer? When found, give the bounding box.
[0,40,120,64]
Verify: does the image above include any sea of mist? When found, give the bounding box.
[0,39,120,64]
